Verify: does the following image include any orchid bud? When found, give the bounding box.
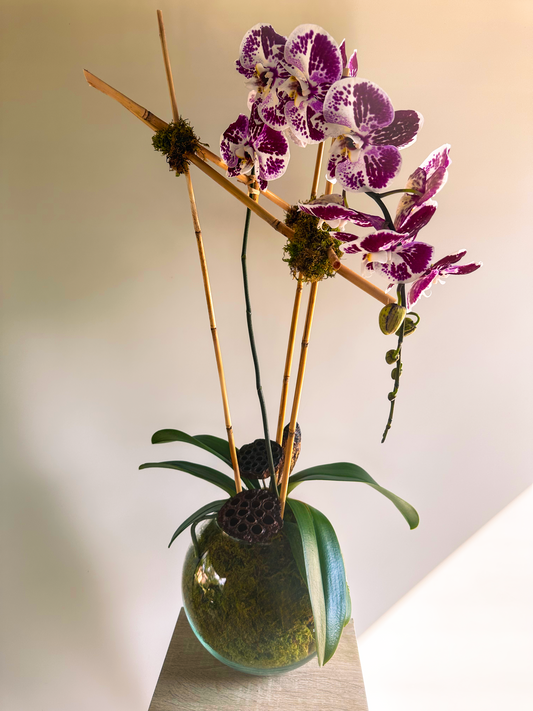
[379,304,406,335]
[385,349,399,364]
[403,317,418,337]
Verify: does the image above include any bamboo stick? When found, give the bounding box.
[275,277,303,444]
[279,281,319,516]
[310,142,325,199]
[83,71,394,304]
[156,10,241,492]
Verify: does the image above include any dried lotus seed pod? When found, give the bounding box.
[237,439,283,480]
[217,490,283,544]
[278,422,302,482]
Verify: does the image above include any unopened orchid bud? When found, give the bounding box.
[385,349,399,364]
[379,304,406,335]
[402,317,418,337]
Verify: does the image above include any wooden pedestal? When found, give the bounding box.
[148,608,368,711]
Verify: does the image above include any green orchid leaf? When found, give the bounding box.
[151,429,234,467]
[288,462,419,530]
[283,521,307,585]
[286,499,326,667]
[168,499,226,548]
[344,583,352,627]
[139,460,237,496]
[308,505,348,664]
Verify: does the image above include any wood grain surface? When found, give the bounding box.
[148,609,368,711]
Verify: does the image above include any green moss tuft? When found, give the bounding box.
[283,206,343,282]
[183,521,315,669]
[152,118,204,176]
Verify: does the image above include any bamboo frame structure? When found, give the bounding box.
[279,281,319,516]
[276,277,303,445]
[83,70,395,305]
[156,10,241,492]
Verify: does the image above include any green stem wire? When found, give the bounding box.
[381,284,406,443]
[241,202,278,495]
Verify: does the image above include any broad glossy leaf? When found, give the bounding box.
[286,499,326,666]
[168,499,226,548]
[283,520,307,585]
[308,505,348,664]
[344,583,352,627]
[139,460,237,496]
[151,429,234,467]
[288,462,419,530]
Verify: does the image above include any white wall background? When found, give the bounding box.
[1,1,531,709]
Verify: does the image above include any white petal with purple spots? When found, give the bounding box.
[284,24,342,87]
[367,242,434,283]
[324,79,395,134]
[370,109,423,148]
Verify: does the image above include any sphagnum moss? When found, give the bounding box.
[182,521,315,668]
[283,205,343,282]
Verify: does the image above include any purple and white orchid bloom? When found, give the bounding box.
[298,193,386,231]
[406,250,482,308]
[236,24,291,132]
[343,230,434,284]
[220,108,290,190]
[395,144,451,230]
[323,78,422,192]
[278,24,344,145]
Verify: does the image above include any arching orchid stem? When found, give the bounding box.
[366,191,395,231]
[156,10,242,490]
[381,284,407,443]
[241,183,278,494]
[378,188,423,198]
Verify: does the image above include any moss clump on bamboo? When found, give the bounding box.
[182,520,315,669]
[283,205,343,282]
[152,117,205,176]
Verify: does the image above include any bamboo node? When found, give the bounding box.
[152,118,207,176]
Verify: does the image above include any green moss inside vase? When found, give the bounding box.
[182,520,316,675]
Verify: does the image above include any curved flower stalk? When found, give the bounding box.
[406,250,482,308]
[323,78,422,191]
[220,106,290,189]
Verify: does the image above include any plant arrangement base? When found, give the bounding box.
[148,608,368,711]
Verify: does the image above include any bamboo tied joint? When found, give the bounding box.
[156,10,242,492]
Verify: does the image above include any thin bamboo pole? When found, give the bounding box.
[310,142,325,199]
[275,277,303,444]
[83,71,394,304]
[156,10,241,492]
[279,281,319,516]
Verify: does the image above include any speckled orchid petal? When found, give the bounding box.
[324,79,395,134]
[406,250,481,308]
[396,200,437,235]
[334,144,401,192]
[347,49,358,77]
[359,230,404,253]
[395,145,451,226]
[298,196,385,229]
[285,102,330,146]
[339,40,347,67]
[254,125,290,182]
[370,109,423,148]
[367,241,434,283]
[258,92,289,131]
[236,60,254,78]
[284,24,343,88]
[239,24,287,71]
[220,114,249,169]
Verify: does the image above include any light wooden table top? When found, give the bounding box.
[148,608,368,711]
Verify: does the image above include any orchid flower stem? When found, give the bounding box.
[381,284,407,443]
[366,191,395,231]
[378,188,423,198]
[241,196,278,495]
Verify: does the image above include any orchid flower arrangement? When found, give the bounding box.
[86,15,481,669]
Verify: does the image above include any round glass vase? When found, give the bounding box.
[182,519,316,675]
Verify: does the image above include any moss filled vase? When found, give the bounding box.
[182,520,316,675]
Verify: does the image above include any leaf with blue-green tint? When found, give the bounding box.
[288,462,419,529]
[308,505,347,664]
[139,460,237,496]
[151,429,234,467]
[286,499,326,666]
[168,499,227,548]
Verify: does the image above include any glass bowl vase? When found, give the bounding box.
[182,519,316,675]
